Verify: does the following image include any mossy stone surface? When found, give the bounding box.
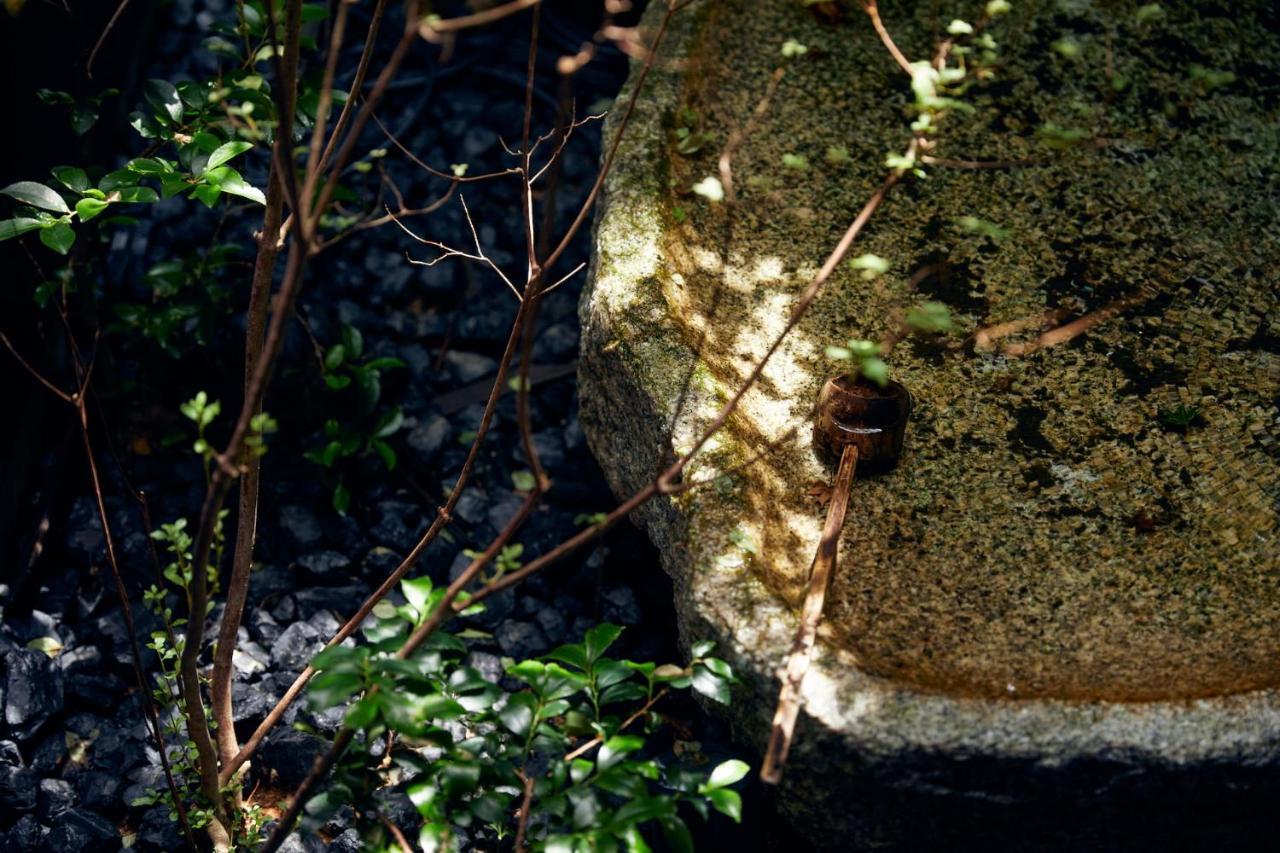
[581,0,1279,842]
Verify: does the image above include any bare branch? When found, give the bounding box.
[419,0,540,35]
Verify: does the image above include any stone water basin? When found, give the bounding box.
[580,0,1280,846]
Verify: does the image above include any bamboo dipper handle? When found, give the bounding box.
[760,443,859,784]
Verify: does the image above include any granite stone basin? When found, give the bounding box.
[579,0,1280,846]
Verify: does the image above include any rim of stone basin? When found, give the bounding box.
[579,0,1280,771]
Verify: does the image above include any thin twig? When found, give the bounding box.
[861,2,914,76]
[420,0,540,35]
[719,65,786,203]
[563,688,670,763]
[513,770,536,852]
[86,0,131,78]
[378,812,414,853]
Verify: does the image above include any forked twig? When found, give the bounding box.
[394,195,523,302]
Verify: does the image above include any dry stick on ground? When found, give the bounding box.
[208,0,304,779]
[760,445,859,784]
[1000,288,1153,357]
[718,64,787,203]
[0,334,197,850]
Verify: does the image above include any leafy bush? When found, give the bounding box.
[308,595,743,851]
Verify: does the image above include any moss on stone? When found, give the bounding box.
[583,0,1279,704]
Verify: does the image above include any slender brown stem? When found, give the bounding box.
[79,401,200,849]
[301,0,352,209]
[0,334,72,402]
[209,0,303,776]
[3,328,198,849]
[318,0,388,172]
[513,770,536,852]
[379,811,414,853]
[760,445,858,784]
[861,2,914,76]
[563,688,669,763]
[307,3,422,239]
[222,288,536,785]
[920,154,1037,169]
[420,0,539,35]
[1000,289,1150,357]
[86,0,132,78]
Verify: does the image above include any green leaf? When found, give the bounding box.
[117,186,160,204]
[332,482,351,514]
[545,643,589,670]
[2,182,70,214]
[0,218,45,241]
[690,640,715,659]
[26,636,63,658]
[203,166,266,204]
[508,660,546,682]
[39,222,76,255]
[159,173,189,199]
[848,253,890,278]
[859,356,889,387]
[374,407,404,438]
[191,184,222,207]
[598,734,644,770]
[439,762,481,797]
[324,344,345,371]
[144,79,184,124]
[127,158,167,174]
[300,3,330,23]
[706,787,742,821]
[75,198,110,222]
[659,817,694,853]
[691,664,730,705]
[511,470,536,492]
[371,439,397,471]
[705,759,749,789]
[401,576,434,617]
[498,691,537,737]
[99,170,140,192]
[308,671,363,708]
[904,301,953,333]
[585,623,623,662]
[51,167,90,193]
[206,140,253,171]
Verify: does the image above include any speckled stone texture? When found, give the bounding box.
[580,0,1280,846]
